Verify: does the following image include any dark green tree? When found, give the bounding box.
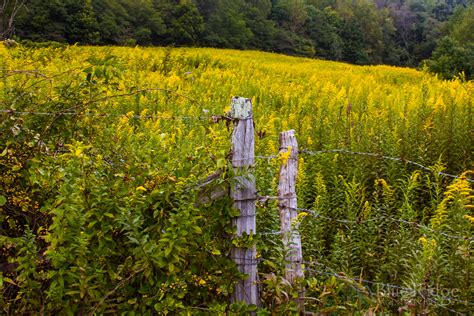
[272,28,315,56]
[272,0,308,34]
[63,0,100,44]
[243,0,279,50]
[91,0,131,44]
[15,0,68,42]
[425,36,474,80]
[305,6,343,60]
[201,0,253,48]
[425,5,474,80]
[447,4,474,44]
[270,0,315,56]
[379,6,402,65]
[119,0,165,45]
[7,0,474,67]
[154,0,204,45]
[338,0,384,64]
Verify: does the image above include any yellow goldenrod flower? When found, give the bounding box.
[464,215,474,224]
[279,146,292,165]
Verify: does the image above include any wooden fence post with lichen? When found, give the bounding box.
[278,129,305,310]
[229,96,259,306]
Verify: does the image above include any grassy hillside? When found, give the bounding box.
[1,44,473,314]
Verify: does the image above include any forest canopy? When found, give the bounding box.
[1,0,474,78]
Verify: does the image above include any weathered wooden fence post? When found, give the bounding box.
[278,130,304,309]
[230,97,259,306]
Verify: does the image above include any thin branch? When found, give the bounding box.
[88,268,145,315]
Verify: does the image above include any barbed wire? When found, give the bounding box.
[225,255,474,309]
[2,108,472,184]
[230,156,279,164]
[255,198,471,240]
[303,264,474,307]
[425,297,465,315]
[3,109,467,239]
[1,89,210,124]
[297,206,472,240]
[229,257,263,264]
[389,218,471,240]
[3,68,471,313]
[247,149,473,183]
[0,109,213,121]
[305,260,474,306]
[0,69,49,79]
[299,149,473,183]
[255,155,279,160]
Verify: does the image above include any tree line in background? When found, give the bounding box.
[1,0,473,79]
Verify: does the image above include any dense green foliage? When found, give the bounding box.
[424,5,474,80]
[0,45,243,314]
[425,36,474,80]
[1,44,473,313]
[1,0,474,75]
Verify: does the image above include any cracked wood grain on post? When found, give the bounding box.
[230,96,258,306]
[278,129,305,311]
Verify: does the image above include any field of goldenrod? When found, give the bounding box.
[1,44,472,314]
